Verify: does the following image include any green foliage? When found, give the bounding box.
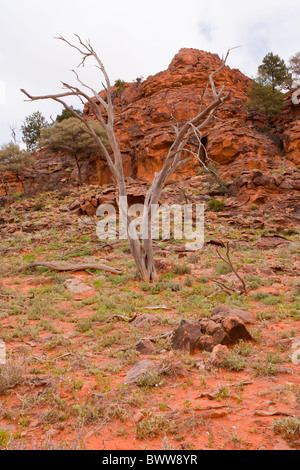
[0,143,33,174]
[113,79,126,98]
[258,52,292,91]
[207,198,225,212]
[39,118,109,185]
[247,79,284,118]
[0,143,33,192]
[288,51,300,81]
[247,52,292,119]
[273,416,300,443]
[135,413,175,439]
[0,430,10,448]
[134,76,144,86]
[0,358,24,395]
[21,111,49,151]
[55,106,83,122]
[173,264,192,275]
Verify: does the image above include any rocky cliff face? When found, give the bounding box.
[83,47,299,185]
[1,48,299,212]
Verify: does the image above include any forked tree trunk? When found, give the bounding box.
[130,237,157,282]
[21,35,233,282]
[74,154,82,186]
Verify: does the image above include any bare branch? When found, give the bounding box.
[209,46,240,100]
[207,240,247,294]
[18,261,123,275]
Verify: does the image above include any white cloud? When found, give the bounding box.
[0,0,299,146]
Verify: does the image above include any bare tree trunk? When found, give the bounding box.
[21,36,234,282]
[74,154,82,186]
[1,178,8,196]
[15,171,26,195]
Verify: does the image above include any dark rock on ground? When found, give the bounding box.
[136,339,156,355]
[172,315,253,353]
[211,305,256,325]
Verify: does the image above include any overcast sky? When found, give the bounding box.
[1,0,299,146]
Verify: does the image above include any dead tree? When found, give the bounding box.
[21,35,232,282]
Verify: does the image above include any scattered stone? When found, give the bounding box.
[154,258,175,273]
[211,327,230,347]
[46,428,60,438]
[273,439,292,450]
[204,320,221,336]
[124,360,157,384]
[211,305,256,325]
[132,412,144,424]
[195,335,215,353]
[132,314,160,329]
[64,278,92,294]
[256,234,291,250]
[68,199,81,211]
[172,316,252,353]
[221,316,253,344]
[28,420,39,429]
[160,359,188,378]
[172,321,203,353]
[0,424,17,433]
[136,339,156,355]
[206,344,230,370]
[278,390,298,407]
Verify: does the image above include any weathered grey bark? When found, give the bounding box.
[74,154,82,186]
[21,35,232,282]
[18,261,122,274]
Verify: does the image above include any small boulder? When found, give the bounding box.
[124,360,157,384]
[132,314,160,329]
[136,339,156,355]
[211,305,255,325]
[172,321,203,353]
[221,316,253,344]
[194,335,215,353]
[206,344,230,370]
[211,327,231,347]
[64,279,92,294]
[172,315,253,354]
[132,412,144,424]
[204,320,222,336]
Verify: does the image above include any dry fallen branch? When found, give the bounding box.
[17,261,122,275]
[108,314,138,323]
[118,331,173,353]
[206,240,247,294]
[252,410,294,417]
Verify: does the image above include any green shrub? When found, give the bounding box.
[0,359,24,395]
[173,264,192,275]
[222,352,247,371]
[207,198,225,212]
[273,416,300,443]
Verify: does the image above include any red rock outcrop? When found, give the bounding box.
[274,92,300,167]
[83,48,299,185]
[1,48,299,210]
